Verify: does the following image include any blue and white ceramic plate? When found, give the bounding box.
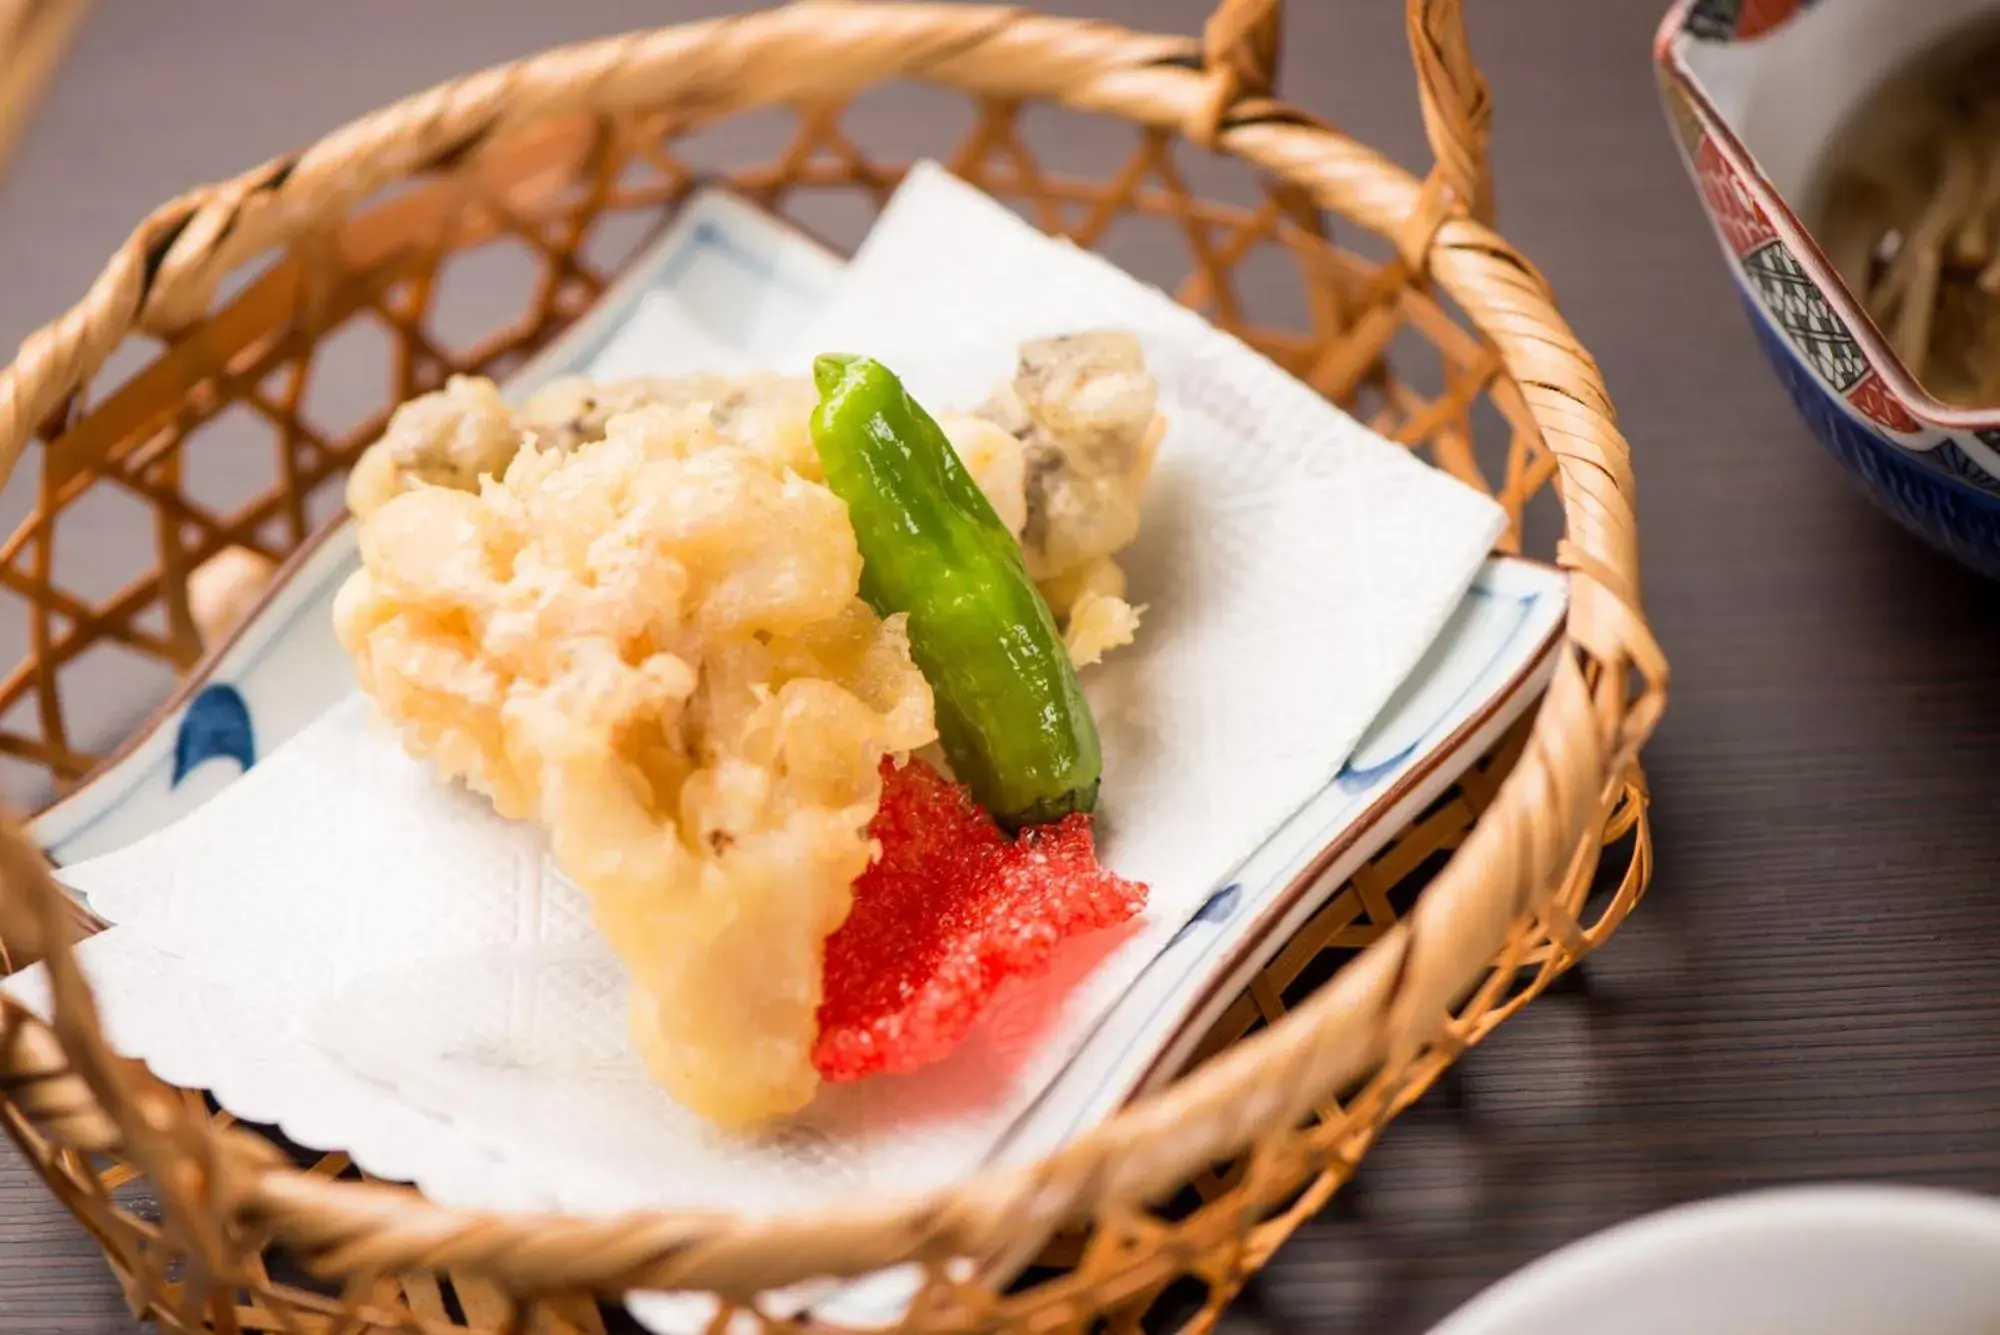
[16,183,1567,1333]
[33,179,1566,1112]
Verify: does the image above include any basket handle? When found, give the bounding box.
[1405,0,1493,223]
[1199,0,1492,224]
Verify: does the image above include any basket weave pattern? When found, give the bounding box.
[0,1,1664,1331]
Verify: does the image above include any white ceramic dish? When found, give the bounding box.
[1428,1185,2000,1335]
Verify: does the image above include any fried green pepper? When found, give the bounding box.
[810,353,1101,829]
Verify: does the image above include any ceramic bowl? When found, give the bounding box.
[1427,1185,2000,1335]
[1655,0,2000,577]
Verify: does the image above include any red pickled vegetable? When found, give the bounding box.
[813,756,1147,1082]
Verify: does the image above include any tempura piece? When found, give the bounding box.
[383,375,521,492]
[345,372,820,521]
[334,401,935,1125]
[979,332,1159,639]
[1063,589,1143,667]
[938,413,1029,538]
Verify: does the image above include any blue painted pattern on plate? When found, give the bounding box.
[171,685,255,786]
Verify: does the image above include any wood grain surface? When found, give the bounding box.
[5,2,2000,1332]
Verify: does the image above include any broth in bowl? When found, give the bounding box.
[1811,14,2000,408]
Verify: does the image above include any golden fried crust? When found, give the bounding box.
[337,392,935,1125]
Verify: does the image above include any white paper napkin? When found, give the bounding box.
[9,164,1506,1237]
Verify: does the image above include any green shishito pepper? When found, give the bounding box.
[809,353,1101,829]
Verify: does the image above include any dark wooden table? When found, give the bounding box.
[6,2,2000,1332]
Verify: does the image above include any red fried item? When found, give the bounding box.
[814,756,1147,1082]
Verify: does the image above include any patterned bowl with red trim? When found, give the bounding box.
[1655,0,2000,577]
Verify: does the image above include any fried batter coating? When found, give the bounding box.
[980,331,1160,650]
[334,400,935,1125]
[938,412,1029,539]
[347,374,826,522]
[384,374,522,493]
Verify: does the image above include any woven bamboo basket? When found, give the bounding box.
[0,0,1665,1330]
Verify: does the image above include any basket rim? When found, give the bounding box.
[0,0,1667,1302]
